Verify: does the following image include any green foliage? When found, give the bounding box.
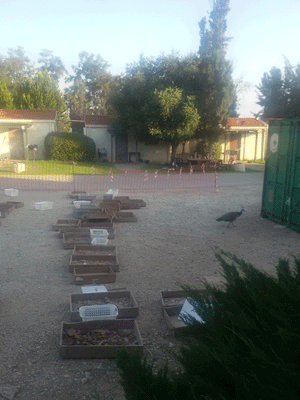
[149,87,200,158]
[117,251,300,400]
[197,0,237,148]
[0,46,35,87]
[65,51,116,119]
[13,70,70,131]
[44,131,96,162]
[0,81,14,108]
[257,57,300,118]
[38,49,67,82]
[196,139,222,158]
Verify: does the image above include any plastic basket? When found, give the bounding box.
[34,201,53,210]
[79,304,118,321]
[73,201,92,208]
[90,229,109,239]
[5,188,19,197]
[91,237,109,246]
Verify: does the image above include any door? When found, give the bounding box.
[115,134,128,162]
[8,129,25,160]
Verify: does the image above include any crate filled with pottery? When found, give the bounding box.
[60,285,142,359]
[70,242,119,285]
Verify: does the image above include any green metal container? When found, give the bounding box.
[261,119,300,232]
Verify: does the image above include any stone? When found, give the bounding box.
[0,385,19,400]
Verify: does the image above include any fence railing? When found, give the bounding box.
[0,169,216,192]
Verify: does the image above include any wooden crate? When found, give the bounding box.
[53,219,80,231]
[4,201,24,209]
[112,211,137,222]
[79,221,113,229]
[73,244,116,255]
[59,227,115,239]
[160,289,207,308]
[60,319,143,359]
[70,290,139,321]
[69,254,120,272]
[162,305,189,336]
[84,212,112,222]
[74,265,116,284]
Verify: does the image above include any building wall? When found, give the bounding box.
[219,127,268,162]
[84,126,113,161]
[128,137,171,163]
[0,120,57,160]
[26,121,57,159]
[0,131,10,158]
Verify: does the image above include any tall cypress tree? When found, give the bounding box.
[197,0,237,151]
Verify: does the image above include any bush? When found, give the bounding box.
[195,139,222,159]
[117,251,300,400]
[44,132,96,162]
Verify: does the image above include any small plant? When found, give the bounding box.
[117,251,300,400]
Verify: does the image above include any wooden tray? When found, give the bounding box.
[59,227,115,239]
[70,254,120,272]
[74,265,116,284]
[60,319,143,358]
[53,219,80,231]
[73,244,116,255]
[70,290,139,321]
[112,211,137,223]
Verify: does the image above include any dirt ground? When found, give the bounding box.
[0,172,299,400]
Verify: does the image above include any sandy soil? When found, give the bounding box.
[0,172,299,400]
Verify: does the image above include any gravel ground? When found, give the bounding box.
[1,172,300,400]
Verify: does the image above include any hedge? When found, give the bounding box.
[44,132,96,162]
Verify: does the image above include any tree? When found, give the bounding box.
[14,70,70,131]
[111,52,203,149]
[38,49,67,82]
[256,67,286,118]
[0,81,14,108]
[65,51,115,119]
[197,0,237,151]
[149,87,200,160]
[0,46,35,87]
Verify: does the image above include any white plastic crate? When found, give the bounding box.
[5,188,19,197]
[107,189,119,196]
[79,304,118,321]
[91,237,109,246]
[34,201,53,211]
[73,200,92,208]
[90,229,109,239]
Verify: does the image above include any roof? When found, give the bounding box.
[85,115,117,126]
[226,118,265,128]
[0,109,57,121]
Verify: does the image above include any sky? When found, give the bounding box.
[1,0,300,117]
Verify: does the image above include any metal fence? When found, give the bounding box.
[0,169,216,193]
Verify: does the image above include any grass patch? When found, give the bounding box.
[0,160,119,175]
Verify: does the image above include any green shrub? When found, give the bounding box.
[195,139,222,159]
[44,132,96,162]
[117,251,300,400]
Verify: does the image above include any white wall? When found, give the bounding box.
[0,120,57,160]
[128,137,171,163]
[84,126,112,161]
[0,131,10,158]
